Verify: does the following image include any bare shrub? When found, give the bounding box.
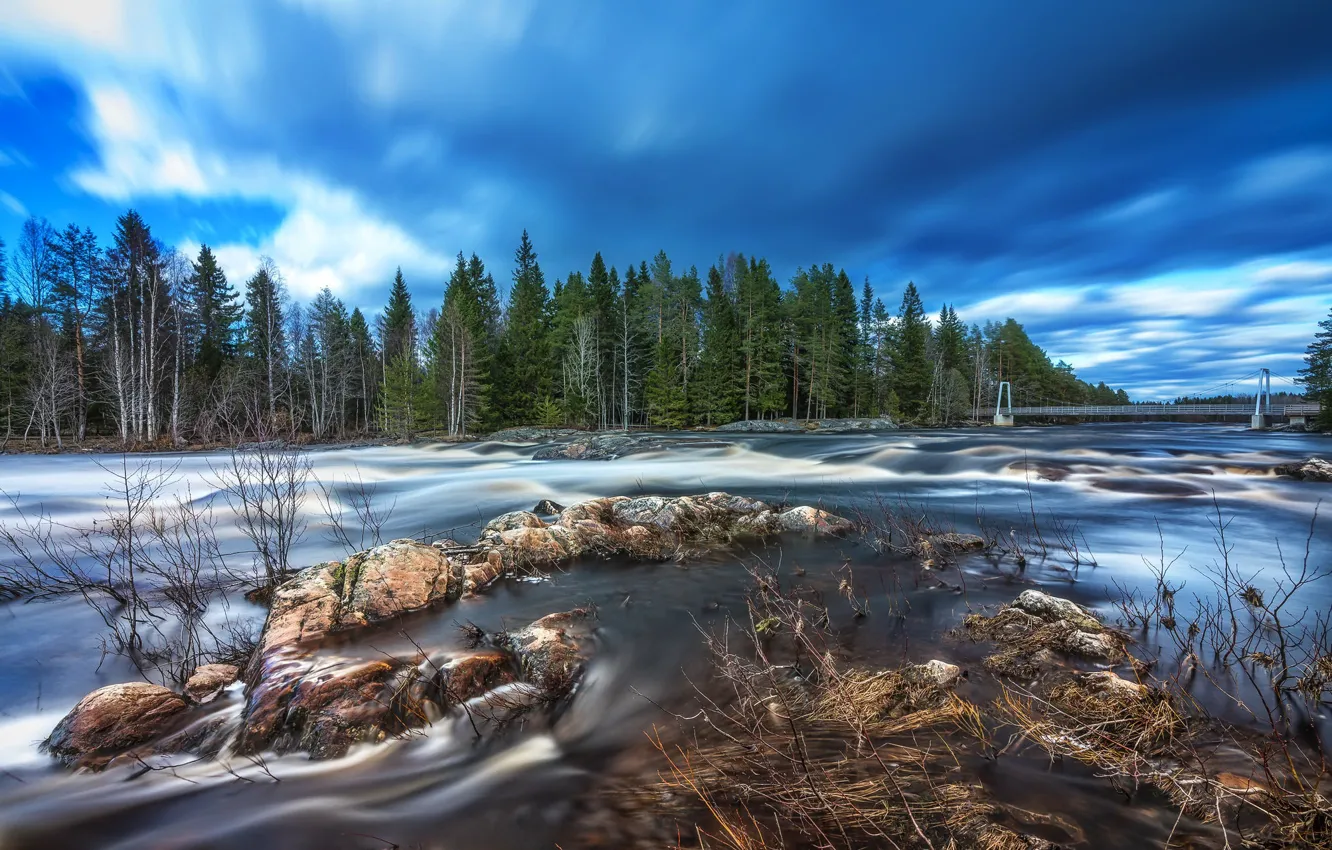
[210,443,312,588]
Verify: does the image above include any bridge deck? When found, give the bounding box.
[1007,403,1320,417]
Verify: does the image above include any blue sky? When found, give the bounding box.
[1,1,1331,399]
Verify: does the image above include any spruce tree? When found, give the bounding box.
[191,245,243,380]
[894,282,931,418]
[494,230,552,424]
[1299,307,1332,430]
[382,267,414,362]
[695,263,742,424]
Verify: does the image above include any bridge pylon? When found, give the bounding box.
[1251,368,1272,430]
[994,381,1014,426]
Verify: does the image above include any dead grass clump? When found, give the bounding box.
[962,605,1128,670]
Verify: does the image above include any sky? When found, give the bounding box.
[1,1,1331,400]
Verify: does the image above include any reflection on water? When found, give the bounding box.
[0,424,1329,848]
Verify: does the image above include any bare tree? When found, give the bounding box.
[210,444,312,588]
[12,216,56,313]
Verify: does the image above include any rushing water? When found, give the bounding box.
[0,424,1329,848]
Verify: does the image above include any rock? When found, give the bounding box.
[44,683,188,767]
[481,510,546,538]
[714,419,806,433]
[502,608,593,688]
[903,659,963,689]
[1079,670,1147,698]
[532,499,565,515]
[776,506,855,535]
[232,492,853,757]
[1011,590,1101,630]
[1274,457,1332,482]
[1062,628,1123,661]
[532,433,675,461]
[269,658,405,758]
[239,540,464,753]
[810,417,898,433]
[184,664,240,704]
[922,532,987,553]
[486,427,581,443]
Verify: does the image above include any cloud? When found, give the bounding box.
[2,0,1332,395]
[0,191,26,216]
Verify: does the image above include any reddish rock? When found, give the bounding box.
[44,683,188,767]
[504,608,594,687]
[185,663,240,704]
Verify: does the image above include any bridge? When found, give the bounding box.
[994,369,1319,429]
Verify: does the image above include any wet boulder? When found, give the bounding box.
[532,499,565,515]
[185,664,241,704]
[502,608,594,689]
[44,683,188,768]
[1274,457,1332,482]
[903,659,964,689]
[1011,590,1101,631]
[239,540,465,753]
[481,510,547,537]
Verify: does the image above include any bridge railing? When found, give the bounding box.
[1008,403,1320,416]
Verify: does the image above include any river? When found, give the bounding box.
[0,424,1328,848]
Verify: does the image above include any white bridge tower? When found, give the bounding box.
[994,381,1014,427]
[1251,368,1272,430]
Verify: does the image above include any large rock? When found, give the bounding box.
[1275,457,1332,482]
[1011,590,1101,631]
[138,492,854,761]
[239,540,465,753]
[43,683,188,767]
[776,506,856,535]
[502,609,593,687]
[486,427,582,443]
[811,417,898,433]
[531,433,681,460]
[715,419,806,433]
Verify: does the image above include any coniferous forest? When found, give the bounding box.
[0,211,1131,448]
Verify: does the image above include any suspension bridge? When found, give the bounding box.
[993,368,1318,428]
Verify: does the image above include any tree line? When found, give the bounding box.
[0,210,1130,447]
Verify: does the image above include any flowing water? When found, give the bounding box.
[0,424,1329,848]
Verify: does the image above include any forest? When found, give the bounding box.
[0,210,1130,448]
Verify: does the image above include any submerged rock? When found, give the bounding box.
[1274,457,1332,482]
[185,664,240,704]
[43,683,189,768]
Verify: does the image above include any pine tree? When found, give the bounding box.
[494,230,552,424]
[190,245,243,380]
[1299,307,1332,430]
[382,267,414,362]
[894,282,931,419]
[695,262,742,424]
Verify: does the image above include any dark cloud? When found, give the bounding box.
[3,0,1332,394]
